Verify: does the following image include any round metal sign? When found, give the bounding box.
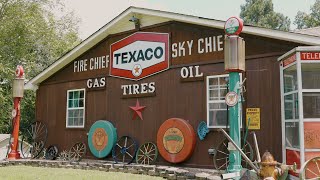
[88,120,117,158]
[11,109,17,118]
[157,118,196,164]
[224,17,243,36]
[225,91,239,106]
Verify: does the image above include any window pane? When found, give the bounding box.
[79,118,84,126]
[209,103,227,110]
[302,63,320,89]
[68,117,74,126]
[74,91,79,99]
[209,78,218,86]
[80,90,84,98]
[79,99,84,107]
[220,88,227,99]
[208,110,227,127]
[283,65,297,93]
[79,109,84,118]
[285,122,300,148]
[219,77,228,86]
[209,90,219,100]
[68,100,73,108]
[284,93,299,120]
[68,110,74,118]
[68,91,73,99]
[303,92,320,118]
[73,100,79,108]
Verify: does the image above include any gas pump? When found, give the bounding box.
[7,65,24,159]
[224,17,245,179]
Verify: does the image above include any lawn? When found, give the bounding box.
[0,165,163,180]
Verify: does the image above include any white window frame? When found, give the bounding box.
[206,74,242,128]
[66,88,85,128]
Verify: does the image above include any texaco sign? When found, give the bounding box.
[110,32,169,80]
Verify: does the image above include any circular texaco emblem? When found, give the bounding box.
[132,64,142,77]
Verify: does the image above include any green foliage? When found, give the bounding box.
[0,0,81,134]
[294,0,320,29]
[240,0,291,31]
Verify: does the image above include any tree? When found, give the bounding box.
[240,0,291,31]
[0,0,81,134]
[294,0,320,29]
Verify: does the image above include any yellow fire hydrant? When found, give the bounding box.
[259,151,287,180]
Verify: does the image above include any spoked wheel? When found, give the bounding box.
[112,136,138,164]
[68,142,86,162]
[21,121,48,159]
[300,156,320,180]
[5,134,12,158]
[136,142,158,165]
[213,138,254,171]
[45,145,59,160]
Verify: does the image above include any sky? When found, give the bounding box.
[63,0,316,40]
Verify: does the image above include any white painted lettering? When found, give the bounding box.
[198,38,204,54]
[194,65,203,77]
[217,35,223,51]
[180,67,189,78]
[187,40,193,56]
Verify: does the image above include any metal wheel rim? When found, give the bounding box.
[112,136,137,164]
[300,157,320,180]
[213,138,254,170]
[45,145,59,160]
[69,142,86,162]
[21,121,47,159]
[136,142,158,165]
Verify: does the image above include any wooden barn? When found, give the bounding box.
[25,7,320,169]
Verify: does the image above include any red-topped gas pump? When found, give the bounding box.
[7,65,24,159]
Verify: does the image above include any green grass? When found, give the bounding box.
[0,165,163,180]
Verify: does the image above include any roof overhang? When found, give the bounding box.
[25,6,320,90]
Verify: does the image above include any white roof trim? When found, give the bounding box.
[25,6,320,90]
[278,46,320,61]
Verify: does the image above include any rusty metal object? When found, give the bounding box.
[258,151,296,180]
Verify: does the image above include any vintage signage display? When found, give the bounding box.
[157,118,196,164]
[92,128,108,151]
[74,55,109,72]
[88,120,117,158]
[180,66,203,78]
[110,32,169,80]
[301,52,320,60]
[121,82,155,96]
[163,127,185,154]
[172,35,224,58]
[225,91,238,106]
[282,54,296,67]
[87,77,106,89]
[246,108,260,130]
[224,17,243,36]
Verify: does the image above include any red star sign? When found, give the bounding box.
[129,99,146,120]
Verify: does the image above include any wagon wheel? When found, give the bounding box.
[112,136,138,164]
[5,134,12,158]
[45,145,59,160]
[57,150,69,161]
[68,142,86,162]
[213,138,254,171]
[136,142,158,165]
[300,156,320,180]
[21,121,47,159]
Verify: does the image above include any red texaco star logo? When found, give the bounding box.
[129,99,146,120]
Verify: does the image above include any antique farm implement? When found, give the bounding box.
[218,128,297,180]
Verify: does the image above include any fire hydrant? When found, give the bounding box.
[259,151,292,180]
